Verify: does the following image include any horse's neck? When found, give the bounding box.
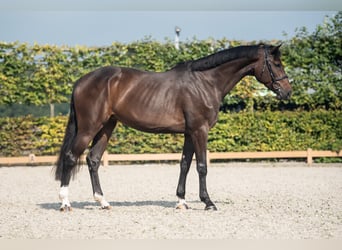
[211,56,258,98]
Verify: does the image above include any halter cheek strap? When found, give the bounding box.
[260,47,288,89]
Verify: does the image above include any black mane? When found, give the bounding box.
[190,45,261,71]
[173,45,262,72]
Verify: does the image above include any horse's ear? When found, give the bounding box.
[271,44,282,56]
[271,43,282,57]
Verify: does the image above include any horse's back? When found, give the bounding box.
[74,66,123,88]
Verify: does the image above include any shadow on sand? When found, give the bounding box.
[38,200,177,211]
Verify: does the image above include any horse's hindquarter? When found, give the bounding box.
[109,68,186,133]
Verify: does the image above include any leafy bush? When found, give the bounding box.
[0,110,340,157]
[208,110,341,152]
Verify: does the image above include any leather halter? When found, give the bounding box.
[260,46,288,90]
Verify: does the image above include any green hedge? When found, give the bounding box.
[0,110,341,157]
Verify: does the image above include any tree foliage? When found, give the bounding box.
[281,11,342,110]
[0,12,341,114]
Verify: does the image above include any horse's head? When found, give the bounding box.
[255,44,292,100]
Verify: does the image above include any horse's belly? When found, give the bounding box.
[113,109,186,134]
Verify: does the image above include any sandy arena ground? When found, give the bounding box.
[0,162,341,239]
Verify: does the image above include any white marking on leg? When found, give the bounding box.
[176,198,189,209]
[94,192,110,209]
[59,186,71,210]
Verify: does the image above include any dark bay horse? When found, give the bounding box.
[55,44,292,211]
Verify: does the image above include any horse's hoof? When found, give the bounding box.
[175,203,189,210]
[101,205,112,210]
[60,205,72,212]
[204,205,217,211]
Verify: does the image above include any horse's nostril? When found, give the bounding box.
[284,90,292,100]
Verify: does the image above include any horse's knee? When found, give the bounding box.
[86,154,101,172]
[196,163,207,176]
[180,158,190,172]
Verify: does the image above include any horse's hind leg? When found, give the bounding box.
[59,151,77,211]
[59,132,94,211]
[86,118,116,209]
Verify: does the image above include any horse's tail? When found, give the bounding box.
[54,93,79,181]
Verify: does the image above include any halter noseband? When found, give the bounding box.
[260,46,288,90]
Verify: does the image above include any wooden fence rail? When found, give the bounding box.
[0,148,341,166]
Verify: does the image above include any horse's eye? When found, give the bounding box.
[274,63,281,67]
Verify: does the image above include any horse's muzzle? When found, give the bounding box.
[276,89,292,100]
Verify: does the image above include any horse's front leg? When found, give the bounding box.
[191,125,217,211]
[87,121,116,209]
[176,134,195,209]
